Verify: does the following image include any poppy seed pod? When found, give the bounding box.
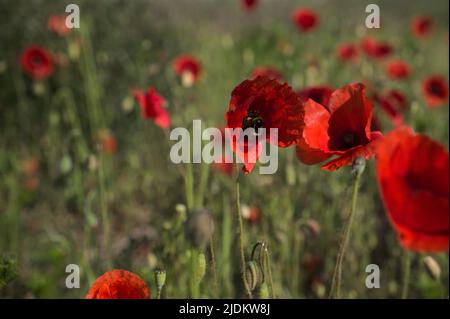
[423,256,441,281]
[154,269,166,290]
[185,209,215,250]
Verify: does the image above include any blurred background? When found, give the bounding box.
[0,0,448,298]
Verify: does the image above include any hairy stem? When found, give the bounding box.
[235,165,252,298]
[330,170,362,298]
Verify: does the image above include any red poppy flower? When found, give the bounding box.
[226,76,304,174]
[20,46,53,80]
[96,129,117,154]
[361,36,393,59]
[375,127,449,252]
[240,0,259,12]
[86,269,151,299]
[133,87,170,129]
[385,59,411,80]
[422,75,449,107]
[336,43,358,63]
[296,83,382,171]
[411,16,435,38]
[24,177,39,191]
[374,89,407,125]
[47,14,71,36]
[241,204,261,224]
[297,85,333,107]
[251,66,282,81]
[172,54,202,87]
[292,8,319,33]
[20,158,39,176]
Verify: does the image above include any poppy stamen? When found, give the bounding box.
[242,109,264,135]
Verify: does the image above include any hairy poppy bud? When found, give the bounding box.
[258,282,269,299]
[245,261,263,291]
[423,256,441,281]
[185,209,215,250]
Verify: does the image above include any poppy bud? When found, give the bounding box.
[258,282,269,299]
[423,256,441,281]
[185,209,215,250]
[154,269,166,290]
[245,261,263,291]
[351,156,366,177]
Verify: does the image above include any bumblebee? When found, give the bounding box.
[242,109,264,135]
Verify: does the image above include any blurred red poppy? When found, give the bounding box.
[86,269,150,299]
[296,83,382,171]
[336,43,358,63]
[240,0,259,12]
[374,89,408,126]
[292,8,319,33]
[376,127,449,252]
[133,87,170,129]
[361,36,393,59]
[251,66,282,81]
[20,158,39,176]
[47,14,71,36]
[20,46,53,80]
[241,204,261,224]
[411,16,435,38]
[297,85,333,107]
[422,75,449,107]
[226,76,304,174]
[172,54,202,87]
[97,129,117,154]
[385,59,411,80]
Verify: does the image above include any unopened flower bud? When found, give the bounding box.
[258,282,269,299]
[185,209,215,250]
[245,260,263,291]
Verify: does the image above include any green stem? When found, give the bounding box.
[235,165,252,298]
[185,163,194,211]
[98,154,111,269]
[264,248,275,298]
[401,250,411,299]
[209,234,219,296]
[330,171,362,299]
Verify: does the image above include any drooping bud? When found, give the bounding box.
[423,256,441,281]
[185,209,215,250]
[245,260,263,291]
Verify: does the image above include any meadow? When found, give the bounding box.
[0,0,448,299]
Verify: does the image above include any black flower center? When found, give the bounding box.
[242,109,264,134]
[429,82,443,96]
[343,133,358,147]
